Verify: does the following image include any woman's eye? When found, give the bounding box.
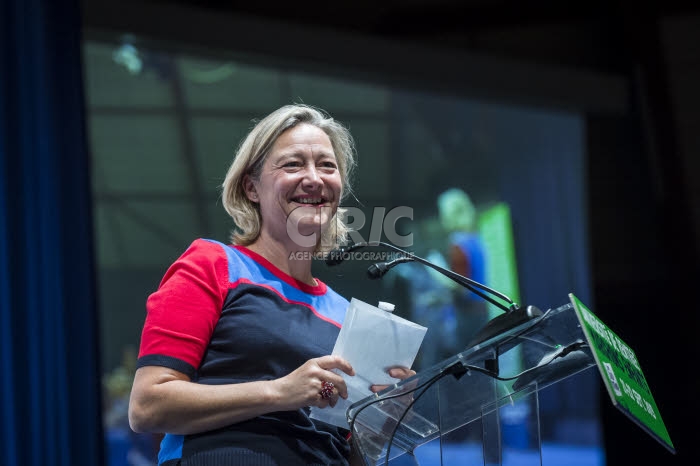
[320,161,337,169]
[283,161,302,168]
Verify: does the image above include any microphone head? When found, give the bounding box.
[366,262,389,279]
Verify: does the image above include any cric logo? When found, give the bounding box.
[286,206,414,249]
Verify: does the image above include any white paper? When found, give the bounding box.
[309,298,427,429]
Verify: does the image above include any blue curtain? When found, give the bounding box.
[0,0,103,464]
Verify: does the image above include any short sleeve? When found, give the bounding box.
[136,239,230,378]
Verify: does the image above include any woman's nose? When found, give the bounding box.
[302,165,322,188]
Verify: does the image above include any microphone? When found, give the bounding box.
[329,241,544,349]
[360,243,517,313]
[330,242,516,311]
[367,256,415,279]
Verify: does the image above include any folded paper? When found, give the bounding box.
[310,298,427,429]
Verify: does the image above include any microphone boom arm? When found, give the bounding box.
[327,241,544,351]
[355,241,519,313]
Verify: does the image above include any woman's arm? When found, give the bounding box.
[128,355,354,435]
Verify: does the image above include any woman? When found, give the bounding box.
[128,104,414,466]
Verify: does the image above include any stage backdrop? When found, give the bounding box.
[82,37,602,465]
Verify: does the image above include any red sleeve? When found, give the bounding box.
[137,239,230,376]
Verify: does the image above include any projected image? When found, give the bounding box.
[378,188,519,373]
[84,38,602,466]
[316,91,603,465]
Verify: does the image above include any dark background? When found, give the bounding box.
[83,1,699,465]
[2,0,698,465]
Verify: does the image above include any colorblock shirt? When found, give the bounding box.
[136,239,351,466]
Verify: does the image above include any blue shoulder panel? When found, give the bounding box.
[201,239,348,326]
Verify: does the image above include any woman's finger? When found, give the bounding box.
[369,366,416,393]
[388,366,416,380]
[370,384,389,393]
[316,355,355,376]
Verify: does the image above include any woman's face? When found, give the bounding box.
[246,123,342,248]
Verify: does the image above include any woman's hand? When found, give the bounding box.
[369,366,416,393]
[129,355,355,435]
[272,355,355,410]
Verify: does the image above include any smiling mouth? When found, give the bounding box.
[291,197,328,206]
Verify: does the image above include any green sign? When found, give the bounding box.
[569,294,675,454]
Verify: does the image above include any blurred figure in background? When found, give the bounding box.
[387,216,457,371]
[437,188,490,348]
[389,187,489,371]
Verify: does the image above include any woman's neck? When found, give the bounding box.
[246,233,317,286]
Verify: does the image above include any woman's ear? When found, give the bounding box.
[243,175,258,203]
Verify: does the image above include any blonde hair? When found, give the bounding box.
[221,104,356,252]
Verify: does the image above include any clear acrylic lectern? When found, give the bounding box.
[346,301,597,466]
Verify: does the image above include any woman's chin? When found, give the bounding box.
[285,219,332,248]
[295,222,328,238]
